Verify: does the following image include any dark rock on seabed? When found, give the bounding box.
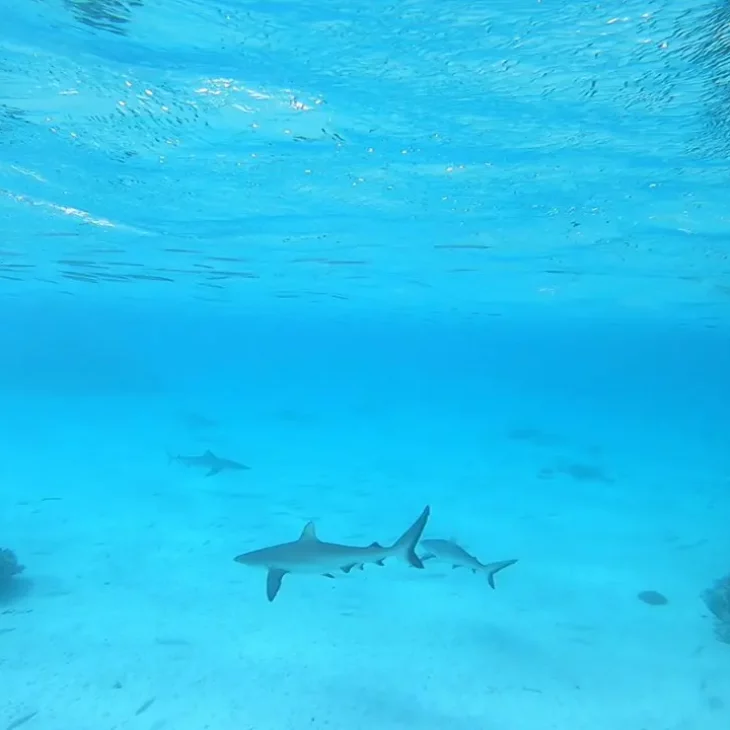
[0,547,24,584]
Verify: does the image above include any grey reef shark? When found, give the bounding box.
[234,505,431,601]
[168,449,250,477]
[419,538,518,589]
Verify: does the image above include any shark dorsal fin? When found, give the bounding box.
[204,449,215,457]
[299,522,318,541]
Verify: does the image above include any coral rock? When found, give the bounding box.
[702,574,730,645]
[0,548,24,583]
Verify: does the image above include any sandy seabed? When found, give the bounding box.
[1,390,728,730]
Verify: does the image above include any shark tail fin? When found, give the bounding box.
[391,505,431,569]
[166,450,176,465]
[484,559,519,589]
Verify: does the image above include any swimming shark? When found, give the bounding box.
[419,538,518,589]
[234,505,431,601]
[168,449,250,477]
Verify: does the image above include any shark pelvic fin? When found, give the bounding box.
[266,569,288,601]
[205,467,222,477]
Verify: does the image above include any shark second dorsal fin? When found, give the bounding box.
[299,522,318,541]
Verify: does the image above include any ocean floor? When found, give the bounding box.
[1,380,729,730]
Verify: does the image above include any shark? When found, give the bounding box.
[168,449,250,477]
[419,538,518,589]
[234,505,431,601]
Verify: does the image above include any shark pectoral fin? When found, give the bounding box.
[205,467,222,477]
[485,559,519,589]
[266,569,288,601]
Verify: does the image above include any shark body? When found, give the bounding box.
[234,505,431,601]
[419,538,517,589]
[169,449,250,477]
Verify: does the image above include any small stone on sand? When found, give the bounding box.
[637,590,668,606]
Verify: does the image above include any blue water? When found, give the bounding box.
[2,1,730,728]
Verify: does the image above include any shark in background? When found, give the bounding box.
[419,538,518,589]
[168,449,250,477]
[234,505,431,601]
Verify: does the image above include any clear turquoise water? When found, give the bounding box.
[1,1,729,729]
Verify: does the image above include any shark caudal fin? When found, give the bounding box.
[483,559,519,589]
[391,506,431,568]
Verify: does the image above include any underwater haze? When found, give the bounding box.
[1,0,729,729]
